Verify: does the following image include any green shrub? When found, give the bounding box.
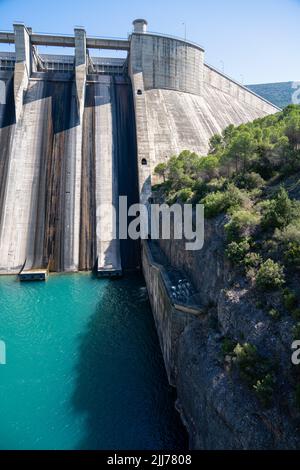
[201,184,247,218]
[233,343,260,384]
[176,188,193,202]
[251,156,277,181]
[293,322,300,340]
[154,162,167,181]
[235,172,265,190]
[201,191,227,218]
[224,184,249,213]
[209,133,223,153]
[191,180,208,201]
[233,342,270,381]
[206,177,228,192]
[274,221,300,245]
[197,155,220,179]
[258,198,274,214]
[256,300,265,309]
[253,373,275,407]
[268,308,281,320]
[292,309,300,321]
[284,242,300,269]
[244,252,263,268]
[225,210,260,242]
[221,337,237,356]
[261,187,295,230]
[248,188,263,199]
[256,259,285,290]
[165,192,178,205]
[233,343,275,406]
[283,288,298,311]
[226,239,251,265]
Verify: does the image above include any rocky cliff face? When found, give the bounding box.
[143,215,300,449]
[176,319,299,449]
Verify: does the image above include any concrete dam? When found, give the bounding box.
[0,19,279,278]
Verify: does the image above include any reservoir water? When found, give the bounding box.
[0,273,187,450]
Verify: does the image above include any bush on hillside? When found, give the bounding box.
[256,259,285,290]
[284,242,300,269]
[253,373,276,407]
[221,337,237,356]
[225,209,260,242]
[201,184,247,219]
[274,221,300,245]
[226,239,251,265]
[243,251,263,268]
[154,162,168,182]
[283,288,298,311]
[176,188,193,203]
[234,172,265,190]
[262,187,297,230]
[233,342,275,406]
[293,322,300,340]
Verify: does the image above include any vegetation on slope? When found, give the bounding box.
[153,104,300,407]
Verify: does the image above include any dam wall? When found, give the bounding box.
[203,64,276,113]
[130,32,204,95]
[80,75,138,274]
[0,15,295,450]
[0,19,280,274]
[0,24,138,275]
[0,73,15,231]
[0,76,82,273]
[128,20,280,200]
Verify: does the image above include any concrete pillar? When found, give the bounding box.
[68,27,86,272]
[13,23,31,121]
[74,27,86,122]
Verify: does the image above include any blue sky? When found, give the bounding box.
[0,0,299,84]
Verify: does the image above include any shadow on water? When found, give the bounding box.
[71,273,188,450]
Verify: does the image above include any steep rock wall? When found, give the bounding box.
[142,221,300,449]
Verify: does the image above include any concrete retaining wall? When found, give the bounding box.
[141,240,201,385]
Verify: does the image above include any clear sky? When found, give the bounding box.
[0,0,299,84]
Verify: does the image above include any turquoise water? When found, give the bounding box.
[0,274,187,450]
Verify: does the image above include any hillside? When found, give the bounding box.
[151,105,300,448]
[247,82,296,109]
